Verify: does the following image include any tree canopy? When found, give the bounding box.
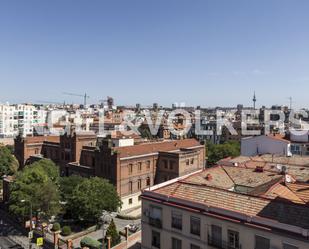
[69,177,122,223]
[0,145,19,176]
[9,159,61,219]
[206,141,240,165]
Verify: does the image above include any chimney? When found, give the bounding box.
[255,166,264,173]
[205,173,213,181]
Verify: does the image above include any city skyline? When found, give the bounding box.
[1,0,309,107]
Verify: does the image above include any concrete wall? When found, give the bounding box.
[241,135,290,156]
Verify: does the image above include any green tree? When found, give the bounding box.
[105,219,121,247]
[207,141,240,165]
[59,175,85,217]
[9,159,61,219]
[70,177,122,224]
[0,145,19,176]
[59,175,85,202]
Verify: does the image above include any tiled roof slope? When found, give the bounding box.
[153,179,309,229]
[115,139,201,158]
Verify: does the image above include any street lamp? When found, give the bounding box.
[21,199,33,249]
[101,211,112,249]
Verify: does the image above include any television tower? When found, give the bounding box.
[253,91,257,109]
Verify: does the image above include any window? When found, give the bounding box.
[170,161,175,170]
[163,160,168,169]
[129,181,133,192]
[190,216,200,236]
[210,225,222,248]
[172,238,182,249]
[138,162,142,171]
[190,245,200,249]
[149,206,162,228]
[138,179,142,190]
[186,159,190,165]
[152,230,160,248]
[171,211,182,230]
[146,177,151,186]
[228,230,239,249]
[128,198,133,205]
[191,158,194,164]
[146,160,151,169]
[283,243,298,249]
[128,164,133,174]
[255,235,270,249]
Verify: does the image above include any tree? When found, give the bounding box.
[206,141,240,165]
[61,225,72,236]
[59,175,85,202]
[0,145,19,176]
[9,159,61,219]
[69,177,122,224]
[80,237,101,249]
[105,219,121,247]
[59,175,85,218]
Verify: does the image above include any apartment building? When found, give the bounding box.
[0,103,47,138]
[141,166,309,249]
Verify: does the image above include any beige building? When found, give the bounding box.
[141,166,309,249]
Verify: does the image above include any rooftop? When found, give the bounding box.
[115,138,202,159]
[144,167,309,234]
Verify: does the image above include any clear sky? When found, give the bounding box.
[0,0,309,108]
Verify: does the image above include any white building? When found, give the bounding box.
[241,135,292,157]
[141,168,309,249]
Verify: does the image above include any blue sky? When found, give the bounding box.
[0,0,309,108]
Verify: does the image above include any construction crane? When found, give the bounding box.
[63,92,90,106]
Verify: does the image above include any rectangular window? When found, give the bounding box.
[186,159,190,165]
[171,211,182,230]
[129,181,133,192]
[190,245,200,249]
[138,179,142,190]
[228,230,239,249]
[149,206,162,228]
[210,225,222,248]
[128,198,133,205]
[146,177,151,186]
[190,216,201,236]
[152,230,160,248]
[128,164,133,174]
[147,160,151,169]
[191,158,194,164]
[255,235,270,249]
[164,160,168,169]
[138,162,142,171]
[283,243,299,249]
[172,238,182,249]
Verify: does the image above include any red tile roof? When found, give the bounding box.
[115,139,202,158]
[152,173,309,229]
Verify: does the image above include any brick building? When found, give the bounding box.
[14,134,205,211]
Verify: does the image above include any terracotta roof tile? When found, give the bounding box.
[115,139,202,158]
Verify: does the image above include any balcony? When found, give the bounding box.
[149,217,162,229]
[208,235,241,249]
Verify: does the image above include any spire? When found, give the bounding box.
[253,91,257,109]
